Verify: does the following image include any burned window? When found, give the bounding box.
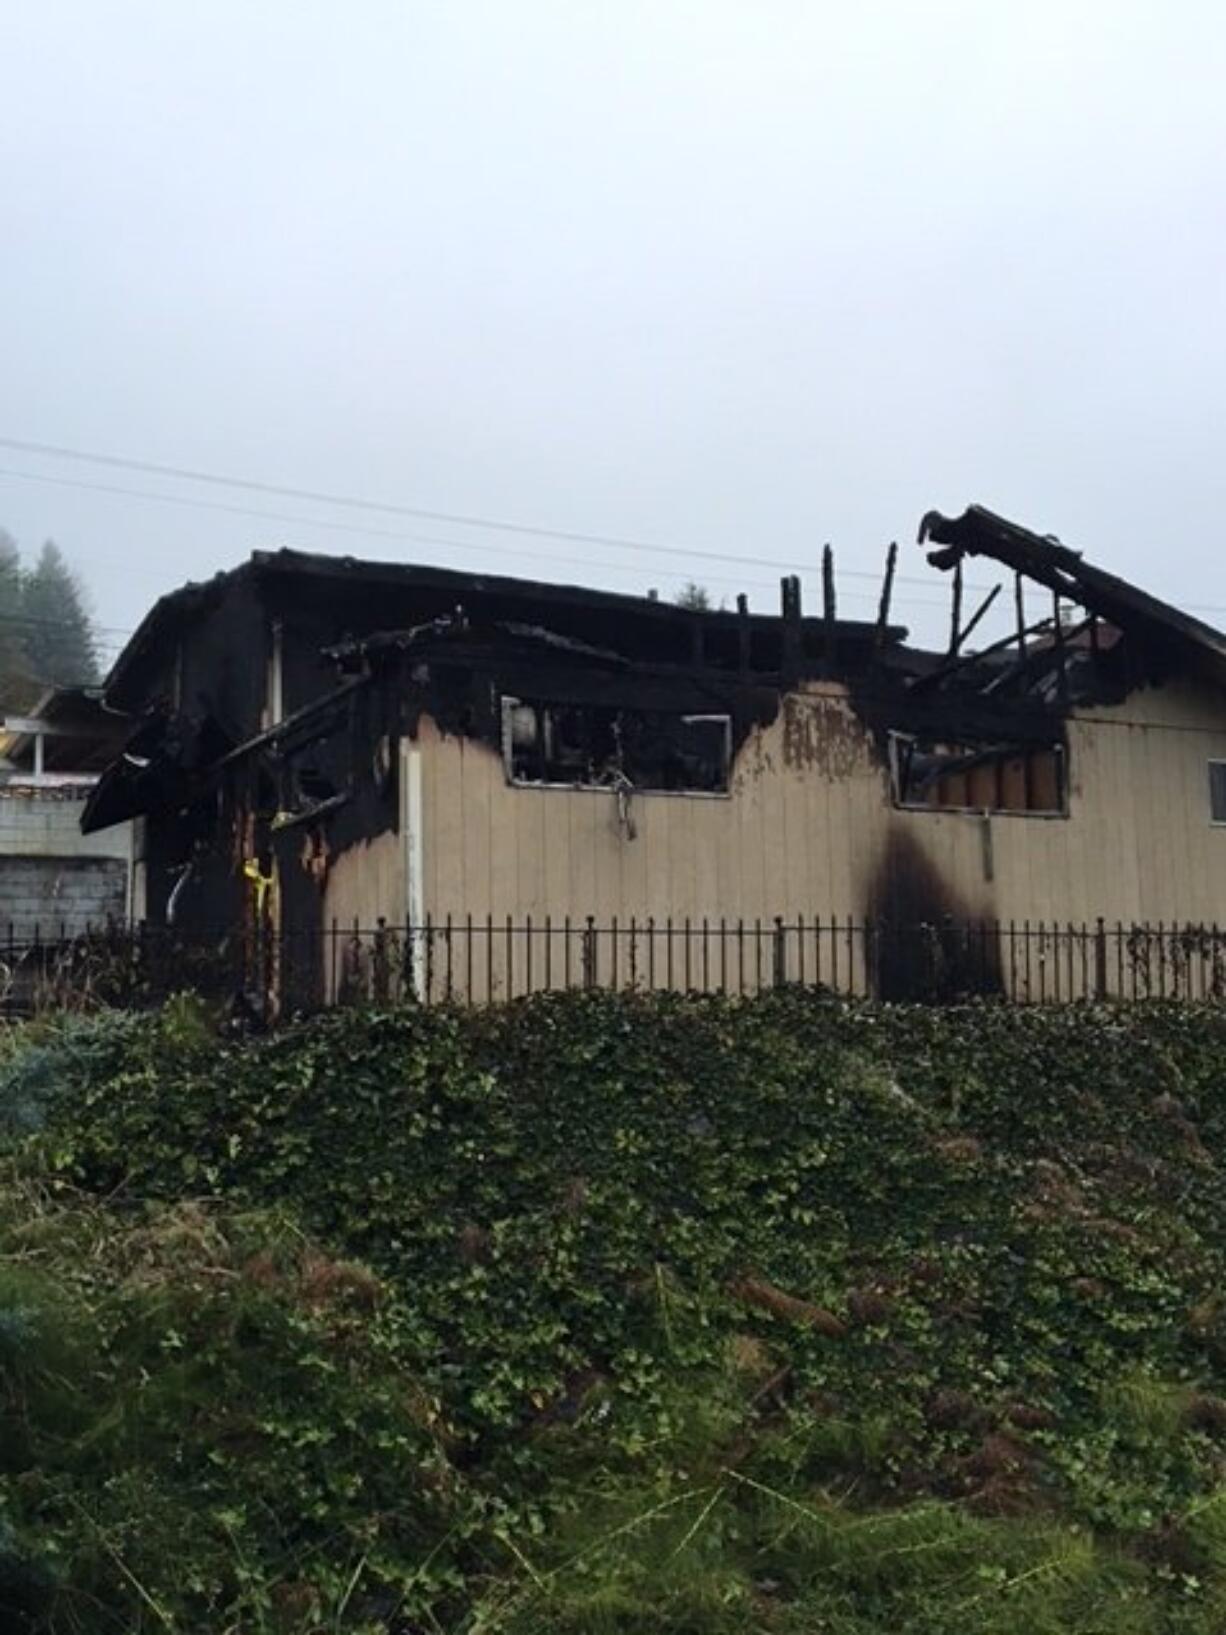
[502,697,730,794]
[1209,761,1226,824]
[890,730,1065,815]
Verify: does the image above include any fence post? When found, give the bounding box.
[583,916,597,990]
[773,915,786,988]
[1094,917,1107,1000]
[373,917,391,1005]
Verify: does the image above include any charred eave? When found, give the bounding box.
[918,503,1226,693]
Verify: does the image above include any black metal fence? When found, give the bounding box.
[5,915,1226,1019]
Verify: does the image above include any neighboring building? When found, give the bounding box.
[0,688,135,937]
[81,506,1226,1004]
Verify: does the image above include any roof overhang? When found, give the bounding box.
[918,505,1226,690]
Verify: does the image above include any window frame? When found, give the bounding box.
[500,695,733,799]
[1207,759,1226,826]
[888,729,1069,820]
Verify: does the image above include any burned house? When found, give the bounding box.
[82,505,1226,1003]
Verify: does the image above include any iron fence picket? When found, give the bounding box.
[10,914,1226,1018]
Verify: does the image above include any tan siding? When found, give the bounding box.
[412,684,883,939]
[321,829,404,1001]
[367,674,1226,999]
[567,785,598,920]
[515,788,547,919]
[433,731,465,918]
[543,786,571,922]
[459,737,493,927]
[322,829,403,933]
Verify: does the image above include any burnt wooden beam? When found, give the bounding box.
[270,791,352,833]
[953,583,1002,654]
[822,546,836,677]
[781,574,803,688]
[1014,571,1026,661]
[917,508,1209,683]
[907,614,1054,695]
[874,542,897,652]
[887,691,1063,745]
[983,613,1094,698]
[947,553,964,657]
[211,675,369,772]
[737,592,751,678]
[1052,589,1069,708]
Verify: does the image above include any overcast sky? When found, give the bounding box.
[2,0,1224,667]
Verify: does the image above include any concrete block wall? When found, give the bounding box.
[0,789,133,936]
[0,855,128,938]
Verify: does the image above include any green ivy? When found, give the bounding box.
[3,990,1226,1630]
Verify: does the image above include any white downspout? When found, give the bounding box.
[403,745,425,997]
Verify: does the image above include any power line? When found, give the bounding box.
[7,435,1226,628]
[0,463,961,614]
[0,610,130,637]
[0,434,976,591]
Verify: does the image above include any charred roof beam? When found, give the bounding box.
[918,503,1226,690]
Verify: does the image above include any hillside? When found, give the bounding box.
[3,991,1226,1631]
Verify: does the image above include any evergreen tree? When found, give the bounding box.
[0,530,35,709]
[20,540,99,689]
[675,581,712,612]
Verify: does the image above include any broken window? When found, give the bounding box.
[268,751,351,833]
[1209,761,1226,824]
[502,697,731,794]
[890,730,1065,815]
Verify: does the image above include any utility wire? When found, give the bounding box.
[8,436,1226,623]
[0,435,986,591]
[0,464,962,614]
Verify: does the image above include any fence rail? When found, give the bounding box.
[5,915,1226,1018]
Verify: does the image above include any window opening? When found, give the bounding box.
[890,730,1065,815]
[1208,760,1226,824]
[502,698,731,794]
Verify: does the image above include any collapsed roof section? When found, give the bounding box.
[104,545,901,714]
[917,504,1226,695]
[83,510,1226,836]
[84,555,896,831]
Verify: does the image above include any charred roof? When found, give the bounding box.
[918,505,1226,689]
[103,546,905,711]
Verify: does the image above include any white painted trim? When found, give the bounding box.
[264,620,284,730]
[403,745,425,997]
[1208,758,1226,825]
[0,716,73,737]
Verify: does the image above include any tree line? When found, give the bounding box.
[0,530,100,710]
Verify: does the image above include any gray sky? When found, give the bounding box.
[2,0,1224,668]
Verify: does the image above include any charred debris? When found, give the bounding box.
[81,506,1226,912]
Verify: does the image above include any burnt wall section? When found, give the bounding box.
[87,519,1226,1014]
[178,577,267,740]
[781,692,880,779]
[866,826,1002,1000]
